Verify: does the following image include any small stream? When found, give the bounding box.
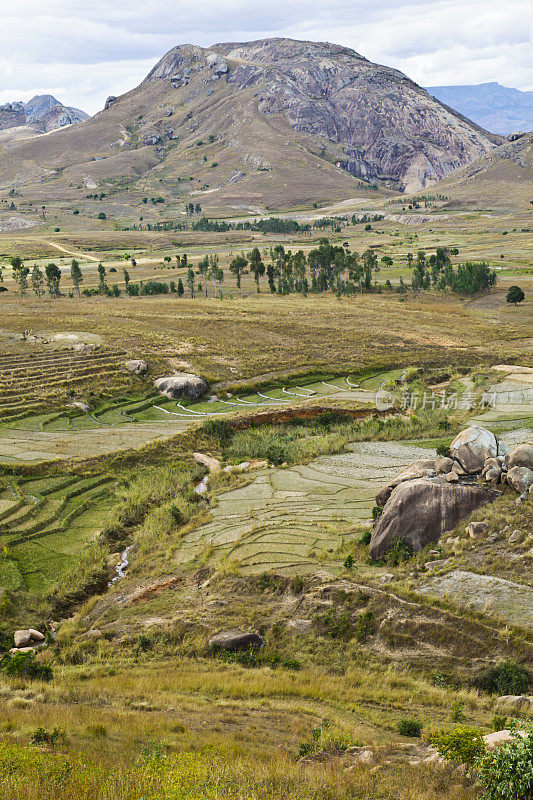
[108,545,133,586]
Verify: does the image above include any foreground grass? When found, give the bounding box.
[0,653,512,800]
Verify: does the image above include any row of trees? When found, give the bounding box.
[5,242,510,303]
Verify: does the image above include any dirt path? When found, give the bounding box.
[43,240,100,262]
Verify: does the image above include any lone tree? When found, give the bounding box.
[248,247,265,293]
[10,257,29,296]
[45,263,61,298]
[506,285,525,305]
[31,265,44,297]
[97,263,108,294]
[70,259,83,297]
[229,254,248,292]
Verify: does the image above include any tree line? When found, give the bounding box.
[4,241,502,302]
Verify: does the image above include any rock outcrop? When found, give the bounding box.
[154,373,209,400]
[125,359,149,375]
[13,628,45,649]
[449,425,499,473]
[208,630,265,651]
[369,477,494,560]
[369,425,522,559]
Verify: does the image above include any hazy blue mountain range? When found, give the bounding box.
[425,82,533,136]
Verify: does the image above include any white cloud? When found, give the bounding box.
[0,0,531,114]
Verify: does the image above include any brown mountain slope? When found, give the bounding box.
[432,131,533,209]
[0,38,501,215]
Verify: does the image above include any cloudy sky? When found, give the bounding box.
[1,0,531,114]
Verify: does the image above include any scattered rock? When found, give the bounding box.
[193,452,221,473]
[435,456,454,474]
[483,729,527,749]
[496,695,531,711]
[13,628,45,648]
[287,619,312,633]
[104,96,117,110]
[84,629,103,639]
[506,466,533,494]
[380,573,394,583]
[506,444,533,471]
[208,630,265,651]
[125,359,148,375]
[67,401,91,413]
[13,630,32,648]
[509,530,522,543]
[154,373,209,400]
[481,457,503,483]
[449,426,499,474]
[369,477,496,560]
[425,559,446,570]
[465,521,489,538]
[445,471,459,483]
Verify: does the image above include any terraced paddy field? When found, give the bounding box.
[0,370,397,463]
[174,441,435,575]
[0,473,116,593]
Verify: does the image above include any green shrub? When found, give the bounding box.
[30,727,66,746]
[343,554,354,569]
[476,660,530,696]
[492,715,507,732]
[435,442,450,457]
[433,726,485,764]
[372,505,383,521]
[476,723,532,800]
[202,419,232,444]
[217,647,300,671]
[354,610,374,642]
[0,651,53,681]
[398,718,422,737]
[451,700,466,722]
[357,528,372,546]
[383,536,412,566]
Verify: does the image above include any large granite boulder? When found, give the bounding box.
[208,630,265,651]
[506,444,533,471]
[375,459,436,507]
[369,477,495,560]
[449,426,499,474]
[506,466,533,494]
[154,373,209,400]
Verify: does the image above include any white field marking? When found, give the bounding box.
[153,405,204,418]
[282,387,315,397]
[346,377,359,388]
[256,392,292,403]
[176,403,207,415]
[322,382,344,391]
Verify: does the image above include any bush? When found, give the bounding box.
[476,660,530,696]
[0,651,53,681]
[372,505,383,521]
[30,727,66,746]
[506,285,525,305]
[383,536,412,566]
[492,714,507,732]
[357,528,372,546]
[398,718,422,737]
[435,442,450,457]
[476,723,532,800]
[343,554,354,569]
[354,610,374,642]
[433,726,485,764]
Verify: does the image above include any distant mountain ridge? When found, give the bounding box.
[425,82,533,136]
[0,94,88,133]
[0,38,503,211]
